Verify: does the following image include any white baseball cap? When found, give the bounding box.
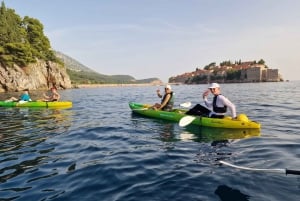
[208,83,220,89]
[165,84,172,90]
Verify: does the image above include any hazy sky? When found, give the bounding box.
[5,0,300,82]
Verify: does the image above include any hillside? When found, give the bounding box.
[55,51,161,84]
[0,2,161,92]
[0,3,71,92]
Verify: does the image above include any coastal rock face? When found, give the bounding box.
[0,60,72,92]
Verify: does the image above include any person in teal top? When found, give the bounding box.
[5,89,32,102]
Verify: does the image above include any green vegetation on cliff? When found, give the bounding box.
[0,2,58,67]
[0,2,160,85]
[66,69,137,84]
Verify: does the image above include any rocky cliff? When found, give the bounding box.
[0,60,72,92]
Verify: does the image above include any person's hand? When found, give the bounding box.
[156,89,162,98]
[203,90,209,99]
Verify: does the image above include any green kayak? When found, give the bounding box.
[0,100,72,108]
[129,102,261,129]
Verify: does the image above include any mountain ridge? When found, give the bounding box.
[55,51,162,85]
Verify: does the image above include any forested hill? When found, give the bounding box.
[0,1,161,92]
[55,51,161,84]
[0,2,72,92]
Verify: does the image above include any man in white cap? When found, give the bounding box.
[152,84,174,111]
[186,83,236,118]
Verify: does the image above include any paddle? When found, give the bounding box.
[132,107,150,111]
[220,160,300,175]
[133,102,192,111]
[179,115,196,127]
[18,100,28,104]
[179,101,191,108]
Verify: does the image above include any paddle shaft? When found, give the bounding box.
[135,102,192,111]
[220,160,300,176]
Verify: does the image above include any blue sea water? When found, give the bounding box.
[0,82,299,201]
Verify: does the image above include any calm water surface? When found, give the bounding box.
[0,82,299,201]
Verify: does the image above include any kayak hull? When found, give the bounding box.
[129,102,261,129]
[0,101,72,108]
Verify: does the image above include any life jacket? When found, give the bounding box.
[20,94,31,101]
[161,92,174,111]
[213,95,227,113]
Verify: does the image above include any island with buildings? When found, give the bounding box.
[169,59,283,84]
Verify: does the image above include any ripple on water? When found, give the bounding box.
[1,83,300,201]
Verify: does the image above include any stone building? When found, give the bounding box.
[246,66,264,82]
[242,65,281,82]
[265,69,280,81]
[169,62,282,84]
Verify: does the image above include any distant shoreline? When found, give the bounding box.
[0,83,166,94]
[75,83,163,88]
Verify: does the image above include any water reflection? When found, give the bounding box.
[158,123,175,142]
[0,107,73,195]
[0,107,72,135]
[215,185,251,201]
[156,123,178,150]
[0,107,72,153]
[180,125,260,142]
[183,126,261,164]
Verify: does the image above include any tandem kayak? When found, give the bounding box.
[0,100,72,108]
[129,102,261,129]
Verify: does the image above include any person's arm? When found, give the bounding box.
[54,91,61,101]
[221,96,236,118]
[156,89,162,98]
[43,92,49,99]
[203,90,212,108]
[42,91,51,101]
